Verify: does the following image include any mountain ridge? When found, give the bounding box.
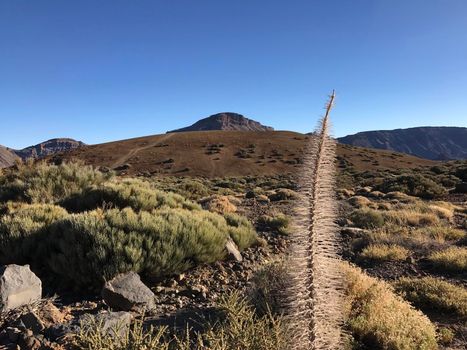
[338,126,467,160]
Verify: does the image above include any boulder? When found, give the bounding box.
[80,311,132,337]
[102,272,155,312]
[0,265,42,312]
[225,238,242,262]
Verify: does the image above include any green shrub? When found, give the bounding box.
[395,277,467,317]
[35,208,256,290]
[258,214,290,235]
[377,174,447,199]
[0,203,69,264]
[428,247,467,273]
[437,328,455,346]
[349,209,385,229]
[61,178,200,212]
[268,188,298,201]
[224,213,258,250]
[0,161,111,204]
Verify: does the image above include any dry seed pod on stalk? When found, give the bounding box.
[285,91,345,350]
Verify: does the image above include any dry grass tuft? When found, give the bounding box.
[359,244,410,262]
[343,263,437,350]
[428,246,467,273]
[394,277,467,317]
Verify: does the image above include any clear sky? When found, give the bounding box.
[1,0,466,149]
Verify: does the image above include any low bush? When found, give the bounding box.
[268,188,298,201]
[198,195,237,214]
[347,196,371,208]
[377,174,447,199]
[249,261,288,316]
[0,161,112,204]
[359,244,409,262]
[343,263,437,350]
[428,247,467,273]
[349,209,385,229]
[412,226,465,242]
[394,277,467,317]
[382,209,440,227]
[32,208,256,290]
[61,178,200,212]
[0,203,69,264]
[258,214,290,235]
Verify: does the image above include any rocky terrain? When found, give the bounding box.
[167,112,274,133]
[338,126,467,160]
[0,139,84,169]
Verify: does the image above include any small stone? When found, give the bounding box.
[225,238,242,262]
[80,311,132,338]
[102,272,155,312]
[20,311,45,333]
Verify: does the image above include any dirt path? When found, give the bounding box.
[111,133,174,168]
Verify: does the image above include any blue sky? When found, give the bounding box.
[1,0,466,148]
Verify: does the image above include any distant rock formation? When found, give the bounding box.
[15,138,85,160]
[338,127,467,160]
[0,138,85,168]
[168,112,274,133]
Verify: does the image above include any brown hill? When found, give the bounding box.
[50,131,436,178]
[15,138,85,160]
[168,112,273,133]
[0,145,20,168]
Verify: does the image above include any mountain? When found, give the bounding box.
[0,138,85,168]
[49,131,435,178]
[0,145,20,168]
[14,138,85,160]
[338,127,467,160]
[168,112,274,133]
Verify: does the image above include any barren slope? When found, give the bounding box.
[50,131,437,177]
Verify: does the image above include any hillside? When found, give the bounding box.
[168,112,274,132]
[0,145,20,168]
[338,126,467,160]
[50,131,436,178]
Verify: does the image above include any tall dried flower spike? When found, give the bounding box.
[286,91,345,349]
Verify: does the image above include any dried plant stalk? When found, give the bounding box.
[285,91,345,349]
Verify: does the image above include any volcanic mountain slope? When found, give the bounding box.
[50,131,436,178]
[0,145,20,168]
[168,112,274,132]
[338,126,467,160]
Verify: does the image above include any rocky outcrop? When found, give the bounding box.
[168,112,274,133]
[14,138,85,160]
[0,265,42,312]
[102,272,155,312]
